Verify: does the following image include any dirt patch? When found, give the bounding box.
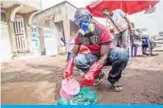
[1,52,163,104]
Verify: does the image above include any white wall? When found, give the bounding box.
[0,23,12,61]
[43,27,58,56]
[67,3,77,21]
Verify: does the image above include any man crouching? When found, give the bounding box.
[62,8,129,92]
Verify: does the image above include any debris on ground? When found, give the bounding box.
[58,87,98,105]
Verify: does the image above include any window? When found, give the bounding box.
[1,12,7,22]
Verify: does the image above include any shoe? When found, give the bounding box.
[93,71,105,86]
[110,81,123,92]
[79,70,85,76]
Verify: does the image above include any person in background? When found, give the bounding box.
[129,23,158,56]
[62,8,129,92]
[129,22,141,46]
[102,8,132,50]
[142,36,158,56]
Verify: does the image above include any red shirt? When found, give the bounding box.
[75,23,114,56]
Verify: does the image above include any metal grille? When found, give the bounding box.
[13,18,27,52]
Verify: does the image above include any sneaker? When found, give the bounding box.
[93,71,105,86]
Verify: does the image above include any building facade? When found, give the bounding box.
[0,0,41,61]
[0,1,79,61]
[33,1,78,54]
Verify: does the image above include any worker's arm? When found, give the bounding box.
[80,29,113,86]
[80,42,112,86]
[70,44,80,58]
[63,44,80,79]
[63,33,81,79]
[87,42,112,78]
[97,28,113,66]
[98,43,111,65]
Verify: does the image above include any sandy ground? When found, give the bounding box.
[1,47,163,104]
